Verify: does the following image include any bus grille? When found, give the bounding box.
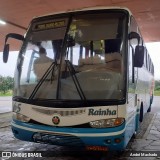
[32,107,86,116]
[29,119,91,128]
[32,132,84,147]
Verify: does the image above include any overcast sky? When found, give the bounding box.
[0,42,160,80]
[0,51,18,77]
[146,42,160,80]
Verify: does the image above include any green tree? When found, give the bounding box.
[0,76,14,94]
[155,80,160,91]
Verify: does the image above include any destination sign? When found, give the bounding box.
[33,20,66,31]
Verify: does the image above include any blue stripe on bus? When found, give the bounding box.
[11,117,135,151]
[12,119,125,134]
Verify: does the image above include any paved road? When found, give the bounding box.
[0,96,160,159]
[0,112,155,160]
[151,96,160,113]
[0,96,12,113]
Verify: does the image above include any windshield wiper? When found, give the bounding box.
[65,60,86,100]
[29,62,58,99]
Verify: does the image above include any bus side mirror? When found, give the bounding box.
[134,45,144,68]
[3,44,10,63]
[3,33,24,63]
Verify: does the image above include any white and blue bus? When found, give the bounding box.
[3,7,154,151]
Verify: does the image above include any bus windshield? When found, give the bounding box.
[14,11,127,101]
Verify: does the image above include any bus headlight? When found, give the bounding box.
[13,113,30,122]
[89,118,124,128]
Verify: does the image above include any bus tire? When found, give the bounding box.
[132,131,137,139]
[147,96,152,112]
[139,104,143,122]
[147,105,151,112]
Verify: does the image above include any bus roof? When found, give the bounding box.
[34,6,132,20]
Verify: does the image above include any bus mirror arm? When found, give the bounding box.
[3,33,24,63]
[129,32,144,68]
[132,65,135,83]
[128,32,140,44]
[131,47,135,83]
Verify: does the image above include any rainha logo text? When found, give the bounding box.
[88,108,116,116]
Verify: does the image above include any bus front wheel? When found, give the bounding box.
[147,105,151,112]
[147,96,153,112]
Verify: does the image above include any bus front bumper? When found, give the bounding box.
[11,119,126,151]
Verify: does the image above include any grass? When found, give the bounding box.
[154,90,160,96]
[0,90,12,96]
